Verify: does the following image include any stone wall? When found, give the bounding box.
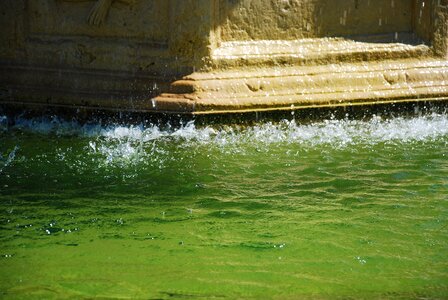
[220,0,413,41]
[0,0,446,75]
[0,0,446,113]
[0,0,219,105]
[433,0,448,57]
[412,0,448,57]
[0,0,218,76]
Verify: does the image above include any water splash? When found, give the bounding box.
[2,113,447,168]
[88,114,448,146]
[0,146,19,174]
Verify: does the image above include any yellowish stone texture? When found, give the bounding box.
[0,0,447,114]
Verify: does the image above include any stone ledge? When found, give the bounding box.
[211,37,431,68]
[2,58,447,115]
[153,58,448,114]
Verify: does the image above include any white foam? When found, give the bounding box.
[0,146,19,174]
[2,113,447,167]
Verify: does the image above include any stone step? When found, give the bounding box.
[189,59,448,81]
[211,37,431,68]
[153,58,448,114]
[185,63,448,96]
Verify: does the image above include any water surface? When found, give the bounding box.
[0,114,447,299]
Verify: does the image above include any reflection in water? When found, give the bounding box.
[0,113,447,298]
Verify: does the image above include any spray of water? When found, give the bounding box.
[0,146,19,174]
[2,113,447,168]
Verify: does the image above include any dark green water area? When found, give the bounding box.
[0,112,447,299]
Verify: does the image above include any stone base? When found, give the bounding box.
[1,0,447,116]
[2,38,447,115]
[153,58,448,114]
[0,64,173,112]
[151,38,448,114]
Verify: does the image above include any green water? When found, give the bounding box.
[0,114,447,299]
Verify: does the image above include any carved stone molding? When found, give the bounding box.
[27,0,169,45]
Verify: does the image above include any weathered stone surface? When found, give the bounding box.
[155,58,448,114]
[211,37,431,68]
[433,2,448,57]
[0,0,447,115]
[220,0,413,41]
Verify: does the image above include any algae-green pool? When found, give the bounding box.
[0,114,447,299]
